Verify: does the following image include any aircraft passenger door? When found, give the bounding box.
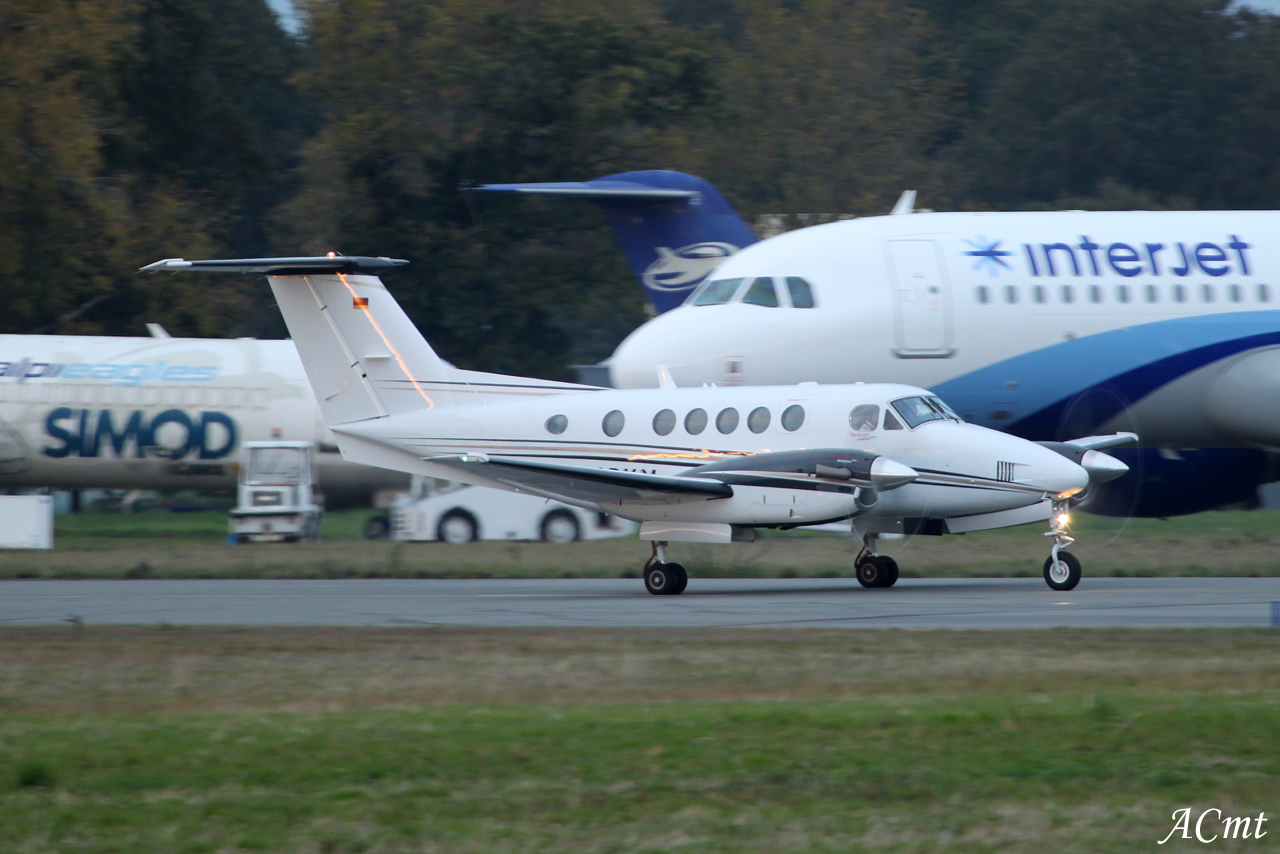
[886,240,954,358]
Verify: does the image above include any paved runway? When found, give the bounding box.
[2,577,1279,628]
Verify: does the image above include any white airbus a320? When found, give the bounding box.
[143,255,1134,593]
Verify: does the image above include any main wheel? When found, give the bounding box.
[437,510,478,544]
[645,562,683,595]
[540,510,580,544]
[856,557,886,587]
[1043,550,1082,591]
[876,555,899,588]
[667,563,688,594]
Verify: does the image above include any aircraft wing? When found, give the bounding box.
[1065,432,1139,450]
[425,455,733,505]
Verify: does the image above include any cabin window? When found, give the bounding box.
[691,278,744,306]
[747,406,771,433]
[1173,284,1186,302]
[781,404,805,431]
[652,409,676,436]
[1060,285,1074,304]
[602,410,625,437]
[1089,285,1103,303]
[1032,285,1046,304]
[716,407,739,434]
[1116,285,1130,303]
[1229,284,1242,303]
[883,410,904,430]
[1259,284,1271,302]
[976,285,990,304]
[1202,284,1215,302]
[1004,285,1018,304]
[741,277,779,307]
[786,277,816,308]
[545,414,568,434]
[1146,284,1159,303]
[684,408,708,435]
[848,404,880,431]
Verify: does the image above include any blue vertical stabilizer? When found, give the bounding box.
[474,171,757,313]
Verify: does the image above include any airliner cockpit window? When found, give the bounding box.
[741,277,779,307]
[891,396,960,428]
[786,277,816,308]
[692,278,745,306]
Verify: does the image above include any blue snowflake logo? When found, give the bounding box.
[963,236,1013,277]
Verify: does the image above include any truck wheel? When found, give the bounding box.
[363,514,391,540]
[540,510,580,544]
[437,510,478,544]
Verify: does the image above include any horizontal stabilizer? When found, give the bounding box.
[474,181,696,201]
[140,256,409,276]
[471,170,757,314]
[426,455,733,506]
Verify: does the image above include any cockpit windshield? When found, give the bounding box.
[890,395,963,428]
[691,278,745,306]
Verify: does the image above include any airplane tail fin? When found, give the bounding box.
[474,170,757,313]
[141,256,593,427]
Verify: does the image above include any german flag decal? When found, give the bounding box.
[353,297,369,309]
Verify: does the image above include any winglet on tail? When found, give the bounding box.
[473,170,757,314]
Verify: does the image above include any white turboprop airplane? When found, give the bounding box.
[478,171,1280,519]
[0,333,408,504]
[143,254,1135,592]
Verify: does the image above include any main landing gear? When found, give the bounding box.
[1043,499,1082,591]
[644,541,688,596]
[855,533,899,588]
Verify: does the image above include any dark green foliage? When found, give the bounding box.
[7,0,1280,370]
[15,760,54,789]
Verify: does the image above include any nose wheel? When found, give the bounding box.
[643,541,688,595]
[1043,500,1082,591]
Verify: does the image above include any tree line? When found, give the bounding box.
[4,0,1280,377]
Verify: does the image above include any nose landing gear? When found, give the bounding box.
[855,533,899,588]
[643,541,688,595]
[1043,499,1082,591]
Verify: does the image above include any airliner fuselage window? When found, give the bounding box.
[848,404,880,431]
[692,278,745,306]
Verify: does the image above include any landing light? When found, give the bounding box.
[1056,512,1070,527]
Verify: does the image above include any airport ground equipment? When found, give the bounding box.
[389,475,635,543]
[145,255,1134,591]
[0,495,53,549]
[229,441,322,543]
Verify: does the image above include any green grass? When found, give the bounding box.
[2,506,1279,579]
[0,627,1277,852]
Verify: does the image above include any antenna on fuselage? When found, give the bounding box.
[890,191,917,215]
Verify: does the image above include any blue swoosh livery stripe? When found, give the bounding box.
[930,310,1280,439]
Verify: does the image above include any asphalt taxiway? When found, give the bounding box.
[2,577,1279,628]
